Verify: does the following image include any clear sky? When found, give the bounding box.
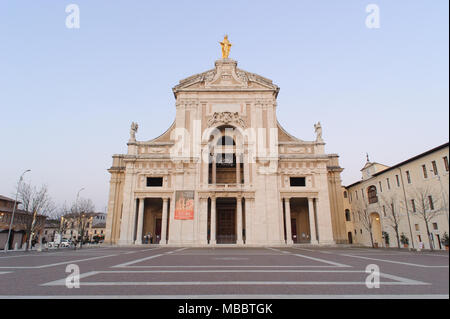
[0,1,448,211]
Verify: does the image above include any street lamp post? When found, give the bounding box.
[4,169,31,252]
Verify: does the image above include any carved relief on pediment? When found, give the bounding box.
[236,70,248,83]
[207,111,246,128]
[203,71,216,82]
[204,62,248,88]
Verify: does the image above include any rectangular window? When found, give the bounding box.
[422,165,428,178]
[433,222,438,230]
[428,195,434,210]
[395,175,400,187]
[383,205,386,217]
[356,191,358,200]
[415,224,420,231]
[406,171,411,184]
[432,161,438,175]
[290,177,306,187]
[411,199,416,212]
[387,178,391,190]
[361,189,364,198]
[444,156,449,172]
[379,181,382,192]
[147,177,163,187]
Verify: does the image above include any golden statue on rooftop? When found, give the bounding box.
[220,35,232,59]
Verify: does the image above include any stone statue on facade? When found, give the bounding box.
[314,121,323,142]
[130,121,138,141]
[220,35,232,59]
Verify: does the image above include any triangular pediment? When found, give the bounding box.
[173,59,279,96]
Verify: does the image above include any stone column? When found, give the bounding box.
[167,192,176,244]
[135,198,145,245]
[308,197,318,244]
[212,154,216,184]
[236,196,243,245]
[160,197,169,244]
[199,197,209,245]
[128,198,138,244]
[284,197,293,244]
[210,196,216,244]
[315,195,335,244]
[104,176,118,244]
[243,146,250,185]
[118,170,136,245]
[236,152,241,184]
[244,197,252,244]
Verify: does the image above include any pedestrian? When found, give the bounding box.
[149,232,153,244]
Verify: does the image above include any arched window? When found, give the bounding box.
[217,135,235,146]
[368,185,378,204]
[345,209,351,221]
[208,127,243,184]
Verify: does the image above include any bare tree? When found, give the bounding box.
[50,202,71,240]
[17,183,55,250]
[379,194,403,248]
[355,200,376,248]
[70,197,95,249]
[407,186,443,251]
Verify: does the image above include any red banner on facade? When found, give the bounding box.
[174,191,194,220]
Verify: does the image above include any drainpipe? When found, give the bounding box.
[398,167,415,249]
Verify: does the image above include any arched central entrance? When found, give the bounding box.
[216,197,236,244]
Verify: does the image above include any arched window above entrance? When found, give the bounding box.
[217,136,235,146]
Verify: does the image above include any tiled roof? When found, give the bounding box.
[0,195,16,202]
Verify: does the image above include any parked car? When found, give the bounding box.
[60,239,72,247]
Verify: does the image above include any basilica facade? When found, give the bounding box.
[105,53,347,246]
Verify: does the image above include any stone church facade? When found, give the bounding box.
[105,57,347,246]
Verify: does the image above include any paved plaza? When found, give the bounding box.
[0,246,448,299]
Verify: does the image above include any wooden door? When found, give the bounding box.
[217,208,236,244]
